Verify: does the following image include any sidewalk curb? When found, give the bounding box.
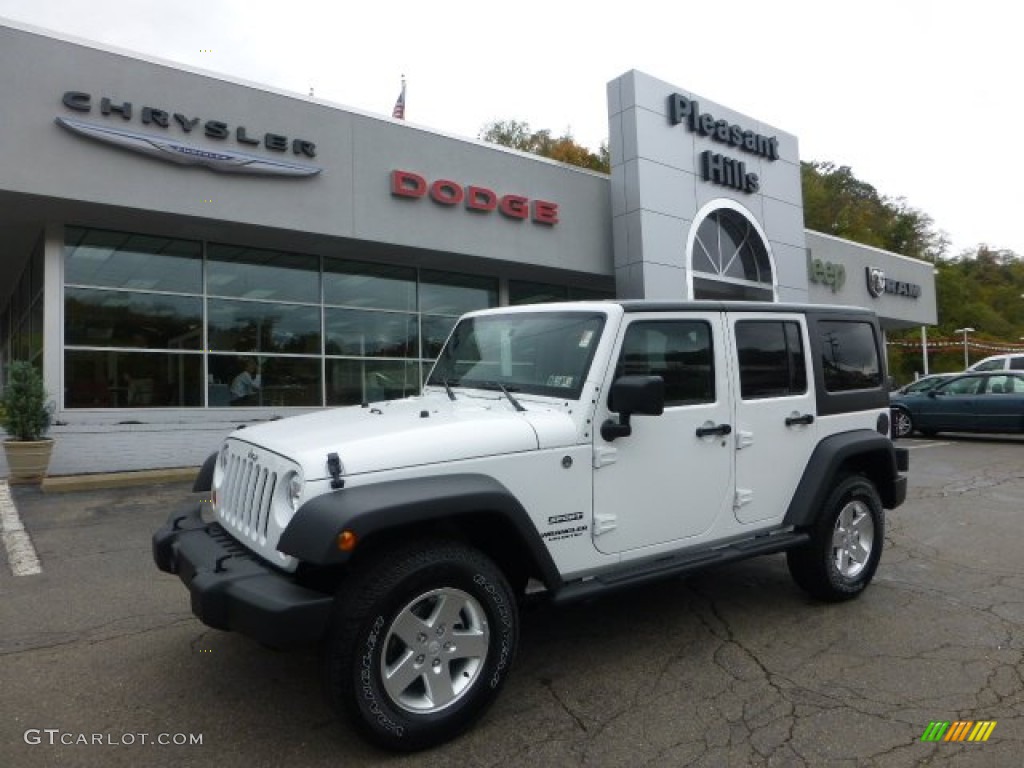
[39,467,200,493]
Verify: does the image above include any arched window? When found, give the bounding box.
[690,205,775,301]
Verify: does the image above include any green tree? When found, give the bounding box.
[480,120,610,173]
[800,161,947,261]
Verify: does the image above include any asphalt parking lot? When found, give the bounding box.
[1,435,1022,767]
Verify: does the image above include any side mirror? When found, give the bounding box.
[927,390,939,398]
[601,375,665,441]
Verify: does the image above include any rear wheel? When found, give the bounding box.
[788,475,884,601]
[325,541,518,751]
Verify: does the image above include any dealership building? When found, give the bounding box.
[0,20,936,477]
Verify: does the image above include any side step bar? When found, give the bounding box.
[551,530,810,605]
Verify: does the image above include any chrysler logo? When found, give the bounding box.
[56,116,322,177]
[247,450,259,462]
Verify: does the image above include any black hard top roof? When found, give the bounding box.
[614,300,877,317]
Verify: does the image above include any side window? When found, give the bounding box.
[985,375,1017,394]
[941,376,983,395]
[818,321,882,392]
[974,359,1005,372]
[614,321,714,406]
[736,320,807,399]
[1010,357,1024,370]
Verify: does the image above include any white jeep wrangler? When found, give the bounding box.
[154,300,908,750]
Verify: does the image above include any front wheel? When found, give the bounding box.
[325,542,518,751]
[891,407,914,438]
[788,475,885,602]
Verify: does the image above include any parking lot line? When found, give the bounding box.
[902,441,952,449]
[0,480,42,576]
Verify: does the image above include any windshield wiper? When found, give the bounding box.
[442,378,457,401]
[486,381,526,412]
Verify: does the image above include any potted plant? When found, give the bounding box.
[2,361,54,484]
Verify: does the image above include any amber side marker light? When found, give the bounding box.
[337,530,358,552]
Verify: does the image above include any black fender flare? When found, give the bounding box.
[783,430,904,528]
[277,474,562,590]
[193,452,217,492]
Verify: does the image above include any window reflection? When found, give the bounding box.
[325,309,417,357]
[65,288,202,349]
[207,244,319,303]
[420,271,497,315]
[324,260,416,311]
[64,350,202,407]
[208,299,321,354]
[64,227,202,293]
[207,355,322,407]
[420,315,458,359]
[819,321,882,392]
[327,359,421,406]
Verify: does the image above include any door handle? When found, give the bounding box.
[785,413,815,426]
[696,423,732,438]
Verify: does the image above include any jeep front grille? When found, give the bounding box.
[219,452,277,541]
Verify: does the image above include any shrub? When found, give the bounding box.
[1,361,52,441]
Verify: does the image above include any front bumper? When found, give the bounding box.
[153,504,333,648]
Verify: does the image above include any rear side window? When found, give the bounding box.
[1011,357,1024,370]
[974,358,1006,372]
[614,320,714,406]
[735,320,807,399]
[818,321,882,392]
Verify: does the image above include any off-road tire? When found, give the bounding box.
[787,475,885,602]
[325,541,518,751]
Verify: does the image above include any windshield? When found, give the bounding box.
[426,311,606,399]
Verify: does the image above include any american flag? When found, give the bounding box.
[392,78,406,120]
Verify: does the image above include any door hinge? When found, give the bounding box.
[593,446,618,468]
[734,489,754,509]
[736,430,754,450]
[593,513,618,536]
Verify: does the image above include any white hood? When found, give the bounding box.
[227,391,579,479]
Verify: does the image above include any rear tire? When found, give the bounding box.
[788,475,884,602]
[325,541,518,751]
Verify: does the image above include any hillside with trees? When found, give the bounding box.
[479,121,1024,381]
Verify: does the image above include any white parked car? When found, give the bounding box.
[154,300,909,750]
[967,353,1024,372]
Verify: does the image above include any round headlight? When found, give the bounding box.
[286,472,304,510]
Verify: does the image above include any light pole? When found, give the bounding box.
[954,327,975,369]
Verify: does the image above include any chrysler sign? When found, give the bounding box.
[57,91,321,177]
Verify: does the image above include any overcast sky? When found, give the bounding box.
[1,0,1019,257]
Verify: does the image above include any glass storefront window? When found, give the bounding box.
[65,288,202,349]
[207,354,322,407]
[510,281,568,305]
[207,244,319,304]
[324,260,416,311]
[420,315,458,360]
[65,227,202,293]
[60,228,592,411]
[64,350,203,407]
[326,359,421,406]
[420,271,497,316]
[325,308,417,357]
[208,299,320,354]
